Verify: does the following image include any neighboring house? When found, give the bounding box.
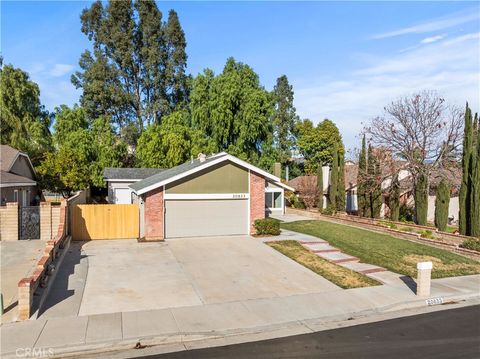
[104,167,165,204]
[108,152,293,239]
[0,145,39,206]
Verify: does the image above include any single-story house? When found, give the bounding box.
[0,145,39,206]
[104,167,165,204]
[107,152,293,239]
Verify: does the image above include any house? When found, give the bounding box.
[104,167,165,204]
[0,145,39,206]
[113,152,293,239]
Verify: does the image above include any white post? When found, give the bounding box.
[416,261,433,297]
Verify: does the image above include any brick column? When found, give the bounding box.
[0,202,19,241]
[18,278,33,320]
[250,171,265,235]
[144,187,164,240]
[40,202,52,240]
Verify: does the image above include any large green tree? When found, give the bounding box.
[459,103,473,235]
[0,61,52,164]
[389,173,400,221]
[471,117,480,237]
[72,0,188,131]
[336,150,346,212]
[365,144,375,218]
[271,75,298,165]
[357,135,368,217]
[434,179,450,232]
[296,118,344,173]
[328,146,338,211]
[190,58,273,165]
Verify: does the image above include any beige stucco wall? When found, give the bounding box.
[427,195,459,223]
[166,162,248,194]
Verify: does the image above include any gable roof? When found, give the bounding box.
[0,145,36,178]
[104,167,165,181]
[130,153,288,195]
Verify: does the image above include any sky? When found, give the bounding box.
[2,1,479,151]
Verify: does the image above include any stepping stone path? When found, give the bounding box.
[279,230,402,284]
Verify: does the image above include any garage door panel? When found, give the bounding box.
[165,199,248,238]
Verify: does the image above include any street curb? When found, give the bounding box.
[3,292,478,359]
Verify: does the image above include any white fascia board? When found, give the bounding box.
[272,181,294,192]
[0,182,37,188]
[164,193,249,200]
[105,179,142,182]
[135,154,280,195]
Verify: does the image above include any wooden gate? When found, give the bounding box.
[72,204,139,240]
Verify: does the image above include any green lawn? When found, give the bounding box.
[267,240,380,289]
[281,220,480,279]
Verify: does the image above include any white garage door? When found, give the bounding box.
[114,188,132,204]
[165,199,248,238]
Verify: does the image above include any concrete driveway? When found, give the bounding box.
[1,240,47,323]
[40,236,339,318]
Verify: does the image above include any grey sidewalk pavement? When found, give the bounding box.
[1,274,479,358]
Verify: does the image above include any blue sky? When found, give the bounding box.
[2,1,479,150]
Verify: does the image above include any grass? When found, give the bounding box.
[281,220,480,279]
[267,240,380,289]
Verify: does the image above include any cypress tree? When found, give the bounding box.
[459,103,473,235]
[414,172,428,225]
[389,173,400,221]
[434,179,450,232]
[336,150,346,212]
[357,135,367,217]
[317,164,324,211]
[328,146,338,211]
[372,156,382,218]
[471,121,480,237]
[366,144,375,218]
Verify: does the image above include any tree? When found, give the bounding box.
[414,172,428,225]
[296,118,344,173]
[136,110,215,168]
[317,165,324,210]
[470,117,480,237]
[459,103,473,235]
[357,135,368,217]
[190,58,273,165]
[72,0,188,131]
[328,146,338,211]
[336,150,346,211]
[365,91,463,223]
[365,144,375,218]
[272,75,298,165]
[372,155,382,218]
[434,179,450,232]
[389,173,400,221]
[0,61,52,164]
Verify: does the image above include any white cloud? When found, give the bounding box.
[421,34,446,44]
[49,64,74,77]
[293,32,480,151]
[372,8,479,39]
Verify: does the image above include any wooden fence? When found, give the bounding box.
[72,204,139,240]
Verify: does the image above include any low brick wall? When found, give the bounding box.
[17,202,68,320]
[0,203,19,241]
[286,207,480,260]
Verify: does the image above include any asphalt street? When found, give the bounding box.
[143,305,480,359]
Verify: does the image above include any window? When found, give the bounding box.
[265,192,273,208]
[265,191,282,209]
[13,190,18,202]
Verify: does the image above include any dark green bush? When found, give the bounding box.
[420,229,434,239]
[254,218,280,235]
[321,206,335,215]
[460,238,480,252]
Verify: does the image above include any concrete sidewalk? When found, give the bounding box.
[1,274,479,358]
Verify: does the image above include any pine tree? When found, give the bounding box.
[336,150,346,212]
[357,135,367,216]
[317,165,324,211]
[459,103,473,235]
[328,146,338,211]
[471,119,480,237]
[434,179,450,232]
[365,144,375,218]
[389,173,400,221]
[414,172,428,225]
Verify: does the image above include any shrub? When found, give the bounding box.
[460,238,480,252]
[254,218,280,236]
[291,196,306,209]
[399,204,415,222]
[321,206,335,215]
[420,229,434,239]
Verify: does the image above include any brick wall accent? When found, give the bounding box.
[0,202,19,241]
[40,202,52,240]
[250,171,265,234]
[144,187,164,240]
